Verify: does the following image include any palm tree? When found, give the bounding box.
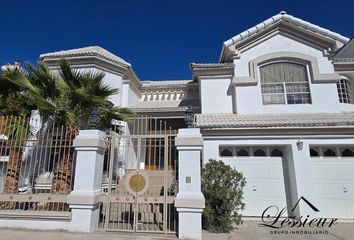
[2,60,132,202]
[0,67,36,209]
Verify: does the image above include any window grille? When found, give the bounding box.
[337,79,352,104]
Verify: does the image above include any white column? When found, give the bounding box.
[67,130,106,232]
[175,128,205,240]
[285,141,316,218]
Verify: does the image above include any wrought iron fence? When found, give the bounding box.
[0,115,76,213]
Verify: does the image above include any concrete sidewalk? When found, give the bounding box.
[203,221,354,240]
[0,229,177,240]
[0,221,353,240]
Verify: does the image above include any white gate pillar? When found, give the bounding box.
[67,130,106,232]
[175,128,205,240]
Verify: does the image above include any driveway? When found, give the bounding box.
[203,220,354,240]
[0,220,352,240]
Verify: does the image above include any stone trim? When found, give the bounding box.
[175,198,205,209]
[67,191,101,206]
[73,138,106,148]
[200,127,354,137]
[191,63,235,79]
[333,62,354,72]
[0,211,71,221]
[175,137,204,147]
[233,51,341,86]
[176,208,204,213]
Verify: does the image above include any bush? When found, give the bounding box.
[202,159,246,233]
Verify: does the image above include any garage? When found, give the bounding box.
[310,146,354,219]
[220,146,288,217]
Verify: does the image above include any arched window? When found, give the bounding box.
[220,148,233,157]
[271,148,283,157]
[260,62,311,105]
[237,149,250,156]
[337,79,352,104]
[341,149,354,157]
[323,148,336,157]
[254,148,266,156]
[310,149,319,157]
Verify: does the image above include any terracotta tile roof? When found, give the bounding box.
[40,46,130,67]
[195,112,354,128]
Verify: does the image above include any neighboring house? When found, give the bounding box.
[40,11,354,219]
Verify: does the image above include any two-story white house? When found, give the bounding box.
[40,11,354,220]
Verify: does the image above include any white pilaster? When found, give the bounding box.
[285,141,316,218]
[175,128,205,240]
[68,130,106,232]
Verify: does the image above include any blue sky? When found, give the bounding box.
[0,0,353,80]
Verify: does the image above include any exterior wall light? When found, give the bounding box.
[184,106,195,128]
[296,139,303,151]
[88,107,100,129]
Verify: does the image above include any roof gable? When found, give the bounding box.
[220,11,349,62]
[40,46,131,67]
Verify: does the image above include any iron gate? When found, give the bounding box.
[98,132,178,233]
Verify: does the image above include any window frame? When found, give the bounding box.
[259,60,312,105]
[337,78,353,104]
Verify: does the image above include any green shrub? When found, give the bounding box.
[202,159,246,233]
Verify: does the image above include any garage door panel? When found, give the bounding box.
[253,164,270,177]
[314,182,346,197]
[312,165,342,178]
[342,164,354,176]
[316,200,354,219]
[344,183,354,198]
[311,157,354,219]
[222,157,287,217]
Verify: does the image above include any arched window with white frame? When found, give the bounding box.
[260,61,311,105]
[337,78,352,104]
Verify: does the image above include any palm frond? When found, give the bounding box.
[3,69,54,110]
[58,59,82,89]
[29,62,64,100]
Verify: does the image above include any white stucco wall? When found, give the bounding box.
[100,71,123,107]
[199,78,233,113]
[128,85,141,105]
[55,67,124,107]
[121,83,140,107]
[121,83,130,107]
[233,34,354,114]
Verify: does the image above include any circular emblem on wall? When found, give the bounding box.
[125,170,149,195]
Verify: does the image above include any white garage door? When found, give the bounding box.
[220,146,287,217]
[311,147,354,219]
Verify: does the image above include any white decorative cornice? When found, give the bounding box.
[190,63,234,79]
[140,90,185,102]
